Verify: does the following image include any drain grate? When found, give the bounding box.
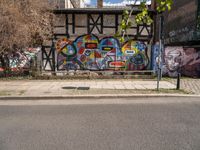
[62,86,77,89]
[77,87,90,90]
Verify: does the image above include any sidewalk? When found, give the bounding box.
[166,78,200,95]
[0,79,185,98]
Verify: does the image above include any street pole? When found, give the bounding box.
[157,15,164,91]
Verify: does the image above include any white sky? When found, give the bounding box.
[103,0,151,6]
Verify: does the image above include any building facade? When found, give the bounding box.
[50,0,89,8]
[42,6,156,72]
[152,0,200,78]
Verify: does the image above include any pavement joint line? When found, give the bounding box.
[0,94,200,100]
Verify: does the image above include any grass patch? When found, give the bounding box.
[65,88,191,95]
[152,88,192,94]
[0,91,12,96]
[18,90,26,95]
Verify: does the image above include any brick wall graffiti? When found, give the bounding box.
[56,34,149,71]
[162,47,200,77]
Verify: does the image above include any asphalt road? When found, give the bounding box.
[0,97,200,150]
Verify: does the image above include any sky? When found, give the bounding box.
[84,0,151,7]
[91,0,123,5]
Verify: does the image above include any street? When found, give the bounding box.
[0,97,200,150]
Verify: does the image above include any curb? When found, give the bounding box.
[0,94,200,100]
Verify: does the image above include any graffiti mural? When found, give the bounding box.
[74,34,100,70]
[162,47,200,77]
[56,34,150,71]
[151,44,165,73]
[99,37,122,70]
[56,38,81,70]
[8,48,40,71]
[122,40,149,70]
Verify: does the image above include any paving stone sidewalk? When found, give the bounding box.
[0,80,176,96]
[167,78,200,95]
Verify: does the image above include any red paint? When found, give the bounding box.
[109,61,125,68]
[0,68,4,71]
[94,51,101,58]
[80,55,86,62]
[79,47,85,54]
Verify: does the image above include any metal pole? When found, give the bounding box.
[176,73,181,90]
[157,69,160,90]
[157,15,164,91]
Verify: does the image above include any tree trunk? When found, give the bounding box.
[0,54,10,77]
[97,0,103,8]
[151,0,156,10]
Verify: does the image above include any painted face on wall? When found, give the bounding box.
[165,50,182,71]
[163,46,200,78]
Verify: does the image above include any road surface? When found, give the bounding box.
[0,97,200,150]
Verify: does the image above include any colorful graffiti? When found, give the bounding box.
[151,44,165,73]
[75,34,100,70]
[56,34,149,71]
[56,38,81,70]
[99,37,122,70]
[0,47,40,75]
[162,47,200,77]
[151,44,159,72]
[122,40,148,70]
[8,48,40,71]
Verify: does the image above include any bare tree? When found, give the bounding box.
[0,0,54,70]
